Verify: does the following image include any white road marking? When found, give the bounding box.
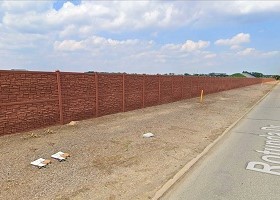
[246,125,280,176]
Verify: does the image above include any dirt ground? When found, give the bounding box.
[0,82,277,200]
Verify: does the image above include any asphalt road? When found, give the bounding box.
[163,83,280,200]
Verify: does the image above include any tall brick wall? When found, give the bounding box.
[0,71,59,135]
[0,70,275,136]
[97,74,123,117]
[182,76,192,98]
[144,75,159,107]
[124,74,144,112]
[173,76,183,101]
[60,72,96,123]
[160,76,173,104]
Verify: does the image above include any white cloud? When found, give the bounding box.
[3,1,278,35]
[215,33,250,47]
[54,36,140,52]
[0,1,279,74]
[218,1,280,15]
[50,36,216,74]
[1,1,280,36]
[204,53,217,59]
[0,1,52,13]
[54,40,85,51]
[163,40,210,52]
[0,31,48,50]
[181,40,210,52]
[230,45,242,50]
[0,1,186,35]
[236,48,279,57]
[162,44,181,51]
[261,51,280,57]
[237,48,256,56]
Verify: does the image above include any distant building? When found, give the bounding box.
[242,72,256,78]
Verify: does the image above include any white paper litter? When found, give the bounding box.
[143,133,154,138]
[51,151,70,161]
[68,121,77,126]
[30,158,50,168]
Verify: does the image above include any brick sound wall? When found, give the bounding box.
[97,74,123,117]
[60,72,96,123]
[160,76,173,104]
[173,76,183,101]
[125,74,143,112]
[0,71,59,135]
[0,70,275,136]
[144,75,159,107]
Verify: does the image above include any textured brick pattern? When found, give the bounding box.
[0,71,59,135]
[97,74,123,116]
[173,76,183,101]
[144,75,159,107]
[0,71,58,104]
[191,77,200,97]
[182,76,192,98]
[60,73,96,123]
[0,70,275,136]
[125,75,143,111]
[160,76,173,104]
[0,101,59,135]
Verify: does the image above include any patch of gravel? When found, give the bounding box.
[0,82,277,200]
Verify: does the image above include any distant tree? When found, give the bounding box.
[230,73,246,78]
[251,72,264,78]
[184,73,191,76]
[208,73,228,77]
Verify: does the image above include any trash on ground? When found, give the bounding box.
[143,133,154,138]
[22,133,40,140]
[30,158,51,168]
[51,151,70,161]
[45,129,54,134]
[68,121,77,126]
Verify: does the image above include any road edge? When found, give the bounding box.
[152,81,278,200]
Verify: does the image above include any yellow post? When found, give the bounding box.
[200,90,204,103]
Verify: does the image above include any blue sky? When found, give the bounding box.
[0,1,279,75]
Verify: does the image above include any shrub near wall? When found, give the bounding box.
[0,70,275,136]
